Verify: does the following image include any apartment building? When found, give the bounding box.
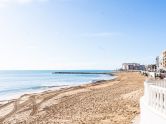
[163,50,166,69]
[122,63,145,71]
[157,50,166,71]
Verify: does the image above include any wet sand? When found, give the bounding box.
[0,72,145,124]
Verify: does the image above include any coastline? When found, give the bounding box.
[0,72,115,102]
[0,72,145,124]
[0,85,70,104]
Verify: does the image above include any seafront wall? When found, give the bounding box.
[140,97,166,124]
[140,79,166,124]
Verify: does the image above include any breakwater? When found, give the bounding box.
[52,72,113,75]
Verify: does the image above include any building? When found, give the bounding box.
[161,50,166,70]
[145,64,157,72]
[157,50,166,71]
[138,65,146,70]
[122,63,145,71]
[156,56,160,70]
[163,50,166,68]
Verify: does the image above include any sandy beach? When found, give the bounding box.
[0,72,145,124]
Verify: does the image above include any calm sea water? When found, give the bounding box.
[0,70,113,101]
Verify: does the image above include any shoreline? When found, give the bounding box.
[0,74,116,103]
[0,85,70,104]
[0,72,145,124]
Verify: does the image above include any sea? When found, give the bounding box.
[0,70,114,101]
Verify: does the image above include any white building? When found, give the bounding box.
[157,50,166,71]
[122,63,145,71]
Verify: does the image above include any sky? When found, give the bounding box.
[0,0,166,70]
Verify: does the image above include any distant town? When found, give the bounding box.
[121,50,166,78]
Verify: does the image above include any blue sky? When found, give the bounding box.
[0,0,166,70]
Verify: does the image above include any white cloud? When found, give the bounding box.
[0,0,47,7]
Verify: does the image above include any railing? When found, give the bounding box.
[144,79,166,114]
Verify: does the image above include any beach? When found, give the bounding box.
[0,72,145,124]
